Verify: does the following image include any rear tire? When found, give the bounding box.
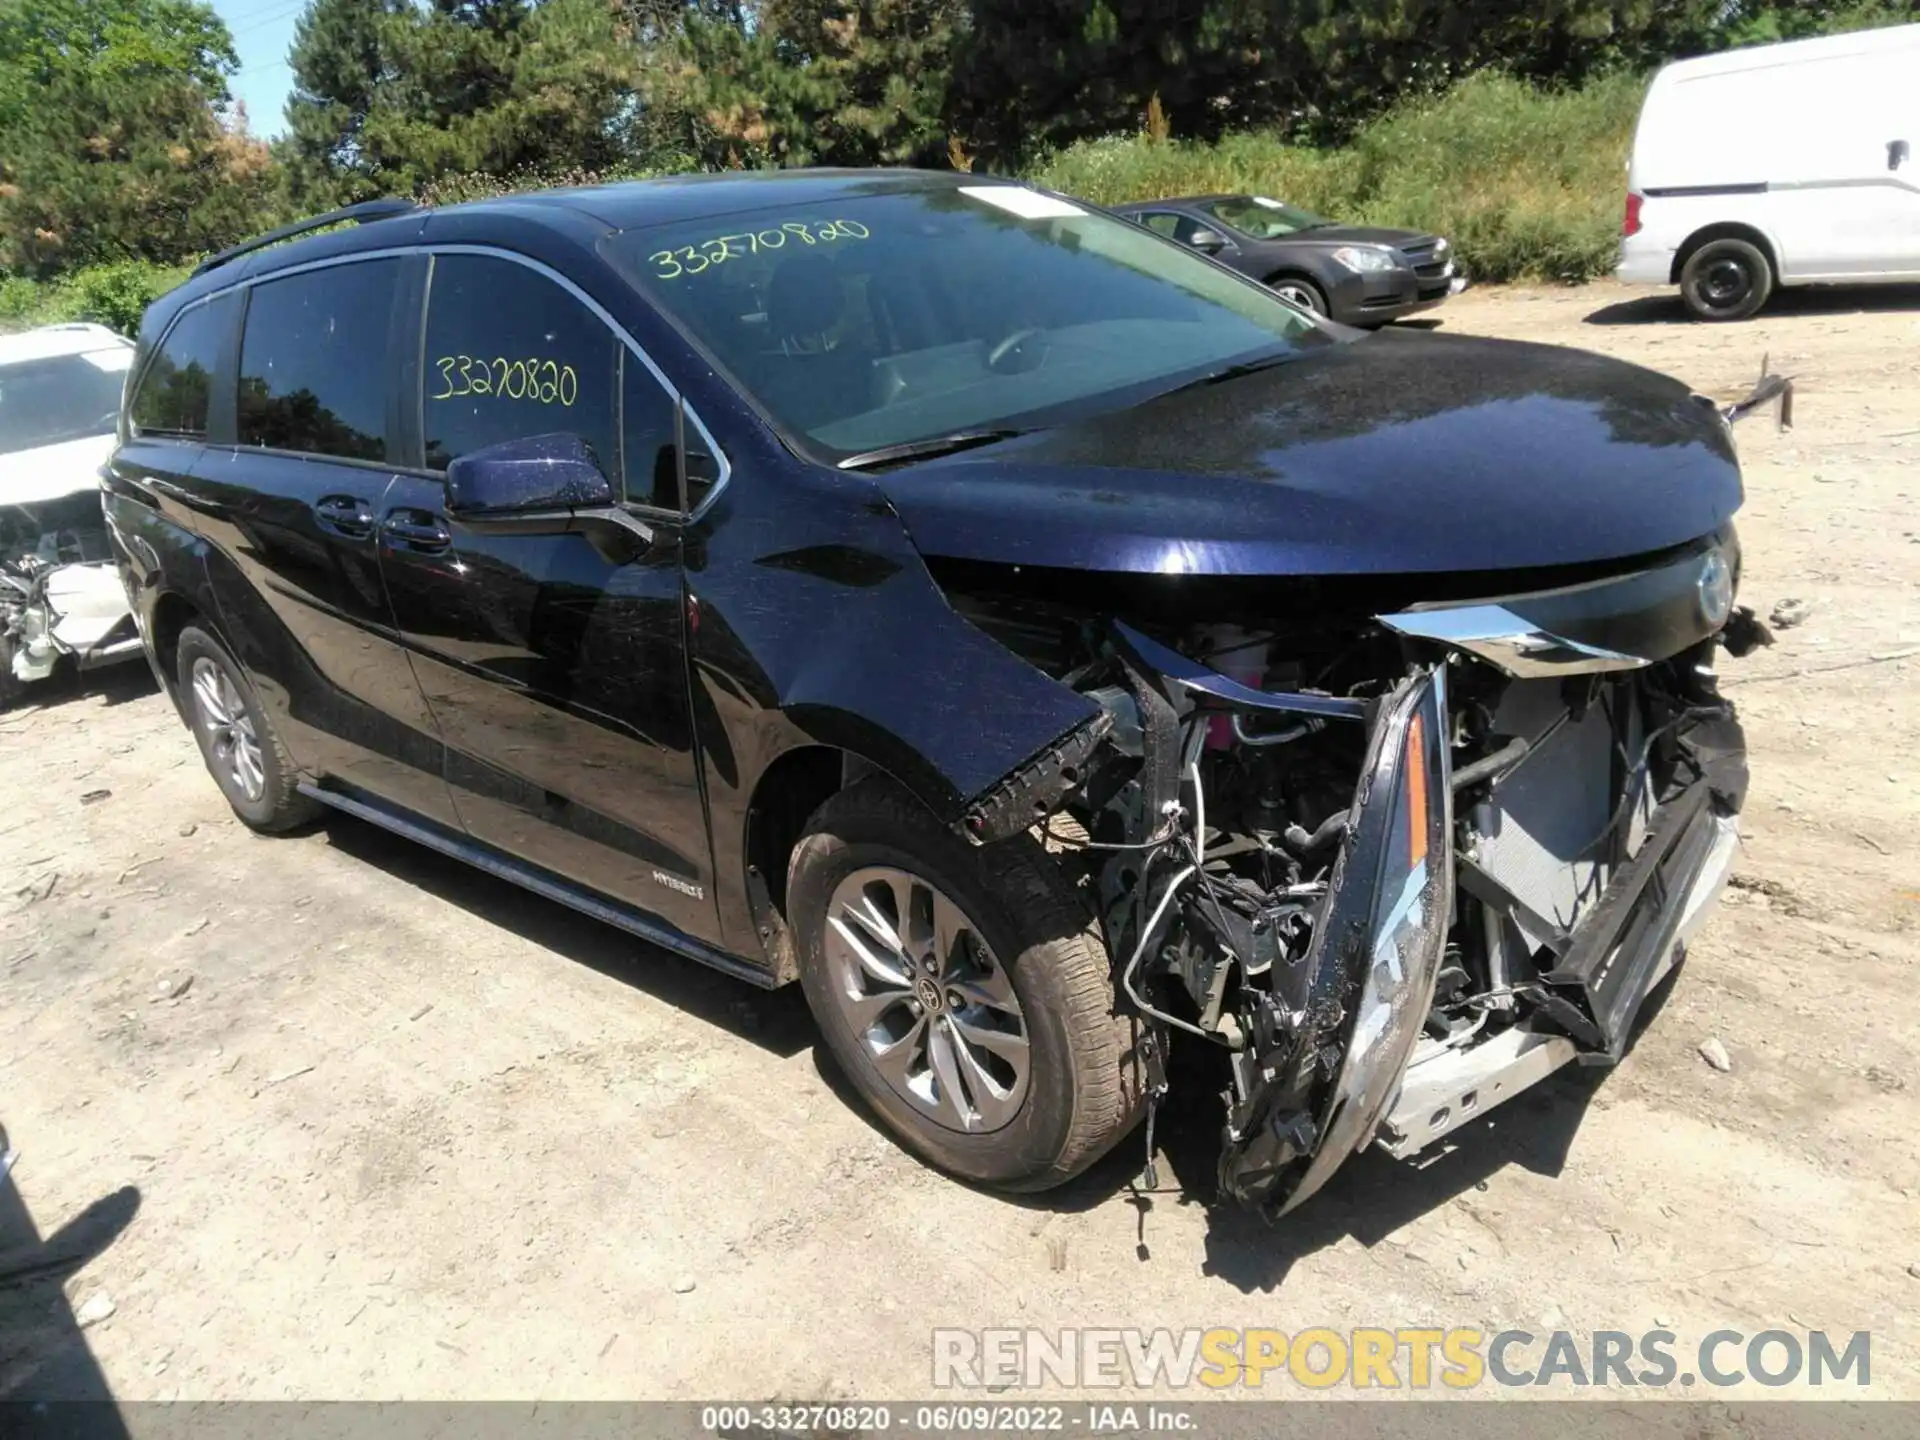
[789,777,1144,1192]
[1680,238,1772,322]
[176,626,318,833]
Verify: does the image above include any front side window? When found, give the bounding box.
[238,260,398,462]
[131,303,224,441]
[603,183,1328,461]
[1202,196,1333,240]
[1,343,132,454]
[421,254,620,477]
[1136,211,1184,239]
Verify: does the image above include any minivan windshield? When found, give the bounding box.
[604,184,1329,461]
[0,347,131,456]
[1202,196,1333,240]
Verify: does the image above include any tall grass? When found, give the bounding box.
[1032,71,1648,284]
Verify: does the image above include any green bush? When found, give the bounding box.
[0,274,40,324]
[58,261,194,335]
[0,260,195,336]
[1032,71,1648,284]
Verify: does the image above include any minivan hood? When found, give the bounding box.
[873,330,1741,577]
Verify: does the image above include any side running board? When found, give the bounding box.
[297,784,778,989]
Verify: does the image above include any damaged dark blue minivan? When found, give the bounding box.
[104,171,1767,1215]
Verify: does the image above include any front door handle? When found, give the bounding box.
[382,509,452,553]
[314,493,374,538]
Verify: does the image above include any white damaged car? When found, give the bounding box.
[1,323,143,705]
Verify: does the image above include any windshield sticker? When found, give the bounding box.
[431,354,579,406]
[82,349,134,372]
[959,186,1085,221]
[647,219,871,280]
[1252,196,1285,210]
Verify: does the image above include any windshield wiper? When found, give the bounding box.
[836,428,1030,472]
[1154,350,1299,402]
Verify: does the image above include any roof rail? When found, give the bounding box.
[191,199,425,278]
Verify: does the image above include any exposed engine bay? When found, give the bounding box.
[1,490,142,700]
[938,530,1765,1214]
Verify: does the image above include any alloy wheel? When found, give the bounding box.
[1272,281,1324,314]
[823,866,1030,1134]
[190,656,265,803]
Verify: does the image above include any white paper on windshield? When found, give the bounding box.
[1252,196,1285,209]
[959,186,1085,221]
[81,348,133,372]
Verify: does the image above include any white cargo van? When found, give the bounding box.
[1617,23,1920,320]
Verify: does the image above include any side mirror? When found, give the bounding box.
[1187,227,1228,254]
[1890,139,1911,172]
[445,433,614,516]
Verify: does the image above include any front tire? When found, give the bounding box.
[789,778,1143,1192]
[1269,275,1328,316]
[176,626,318,833]
[1680,238,1773,321]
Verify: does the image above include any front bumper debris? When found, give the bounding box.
[3,560,141,687]
[1378,809,1738,1159]
[1218,666,1454,1213]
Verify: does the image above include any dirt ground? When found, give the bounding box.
[3,280,1917,1405]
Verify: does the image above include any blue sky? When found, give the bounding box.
[214,0,306,138]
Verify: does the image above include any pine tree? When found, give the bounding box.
[282,0,634,206]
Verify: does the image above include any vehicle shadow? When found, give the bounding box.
[0,662,157,718]
[0,1142,139,1426]
[319,806,1686,1289]
[954,959,1686,1290]
[1586,282,1920,326]
[316,814,818,1060]
[806,1029,1605,1285]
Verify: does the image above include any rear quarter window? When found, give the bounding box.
[131,303,226,440]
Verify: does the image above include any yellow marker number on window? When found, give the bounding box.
[431,355,579,406]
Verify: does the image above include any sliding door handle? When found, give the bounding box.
[314,494,374,538]
[381,509,452,553]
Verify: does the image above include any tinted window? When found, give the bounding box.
[1202,196,1332,240]
[604,186,1325,459]
[238,260,398,461]
[1136,212,1183,239]
[131,304,224,439]
[422,255,619,475]
[621,354,717,512]
[2,345,133,454]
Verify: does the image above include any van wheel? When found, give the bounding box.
[177,626,318,833]
[788,777,1144,1192]
[1680,238,1772,321]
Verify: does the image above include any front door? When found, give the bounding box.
[378,252,717,937]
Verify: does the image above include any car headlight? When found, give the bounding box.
[1331,245,1400,274]
[1697,544,1735,629]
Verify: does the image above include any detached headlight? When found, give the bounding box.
[1331,245,1401,274]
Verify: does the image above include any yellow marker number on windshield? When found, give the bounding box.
[649,219,871,280]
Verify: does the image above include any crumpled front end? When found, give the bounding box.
[938,527,1758,1215]
[3,491,142,692]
